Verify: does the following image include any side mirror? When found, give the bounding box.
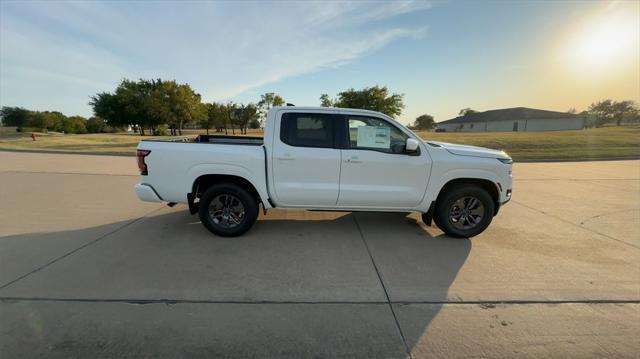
[405,138,420,153]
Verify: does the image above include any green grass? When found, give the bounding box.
[416,126,640,161]
[0,126,638,161]
[0,131,159,155]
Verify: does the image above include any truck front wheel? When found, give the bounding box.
[434,184,495,238]
[198,183,258,237]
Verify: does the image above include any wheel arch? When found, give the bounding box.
[436,178,500,215]
[192,174,263,204]
[186,163,272,210]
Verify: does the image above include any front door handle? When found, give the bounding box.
[344,156,362,163]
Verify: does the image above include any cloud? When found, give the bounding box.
[0,0,431,115]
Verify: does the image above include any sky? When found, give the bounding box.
[0,0,638,125]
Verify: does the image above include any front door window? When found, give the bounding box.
[347,117,408,154]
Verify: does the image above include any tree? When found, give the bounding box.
[588,99,617,127]
[204,102,229,134]
[90,80,154,135]
[329,86,404,118]
[90,78,205,136]
[28,112,52,131]
[155,80,205,135]
[65,116,88,134]
[319,94,333,107]
[249,117,261,129]
[42,111,67,132]
[238,103,259,134]
[0,107,29,129]
[611,100,637,126]
[90,92,125,131]
[567,108,577,114]
[257,92,284,127]
[412,114,435,130]
[86,117,107,133]
[226,102,238,135]
[458,108,477,116]
[201,103,214,135]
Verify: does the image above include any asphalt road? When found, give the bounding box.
[1,152,639,358]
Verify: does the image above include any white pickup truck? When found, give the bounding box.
[135,106,512,237]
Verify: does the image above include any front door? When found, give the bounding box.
[337,116,430,208]
[271,112,341,207]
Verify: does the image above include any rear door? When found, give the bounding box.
[271,112,341,206]
[337,115,430,208]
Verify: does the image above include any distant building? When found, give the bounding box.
[436,107,586,132]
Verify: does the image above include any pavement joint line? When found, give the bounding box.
[511,200,640,250]
[352,213,412,359]
[0,205,165,291]
[580,208,640,225]
[1,298,638,305]
[0,170,137,177]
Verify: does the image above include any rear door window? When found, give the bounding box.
[280,113,335,148]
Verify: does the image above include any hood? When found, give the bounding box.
[425,141,510,160]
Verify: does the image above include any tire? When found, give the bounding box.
[198,183,258,237]
[434,184,495,238]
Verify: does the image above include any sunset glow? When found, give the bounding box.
[561,4,639,73]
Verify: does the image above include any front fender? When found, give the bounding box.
[425,168,502,203]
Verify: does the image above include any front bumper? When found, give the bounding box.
[135,183,163,202]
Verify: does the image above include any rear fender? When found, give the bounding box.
[185,164,272,209]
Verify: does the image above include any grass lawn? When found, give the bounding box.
[416,126,640,161]
[0,126,638,161]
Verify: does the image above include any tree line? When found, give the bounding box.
[0,107,110,134]
[2,79,636,134]
[0,79,286,136]
[90,79,285,136]
[586,100,639,127]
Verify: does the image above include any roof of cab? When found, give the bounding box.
[271,106,388,117]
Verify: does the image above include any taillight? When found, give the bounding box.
[136,150,151,175]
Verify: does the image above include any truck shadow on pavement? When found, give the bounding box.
[0,208,471,358]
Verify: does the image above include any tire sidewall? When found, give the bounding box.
[198,184,258,237]
[435,185,495,238]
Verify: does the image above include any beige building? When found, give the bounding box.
[436,107,586,132]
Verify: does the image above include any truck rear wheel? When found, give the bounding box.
[198,183,258,237]
[434,184,495,238]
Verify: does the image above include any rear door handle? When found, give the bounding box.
[344,156,362,163]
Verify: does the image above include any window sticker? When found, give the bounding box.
[356,126,390,148]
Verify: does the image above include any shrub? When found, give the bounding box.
[153,127,167,136]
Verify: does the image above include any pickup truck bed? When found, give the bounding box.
[193,135,263,145]
[143,135,263,146]
[136,136,270,210]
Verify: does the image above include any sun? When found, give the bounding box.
[562,5,639,72]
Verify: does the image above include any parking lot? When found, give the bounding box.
[1,151,639,358]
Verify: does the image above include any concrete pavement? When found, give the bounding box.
[0,152,638,358]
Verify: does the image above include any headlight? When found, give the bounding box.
[497,158,513,164]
